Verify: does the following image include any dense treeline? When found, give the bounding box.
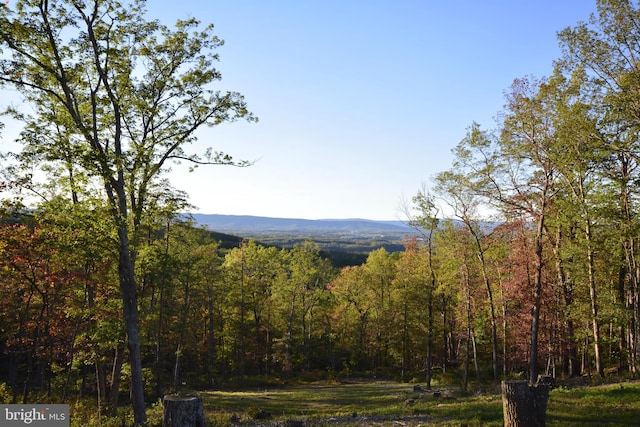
[0,192,638,409]
[3,0,640,422]
[0,208,336,408]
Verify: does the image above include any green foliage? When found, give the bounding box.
[0,383,11,404]
[6,3,640,425]
[145,399,165,427]
[0,1,256,421]
[69,399,134,427]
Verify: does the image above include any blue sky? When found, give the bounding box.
[4,1,600,220]
[158,0,599,220]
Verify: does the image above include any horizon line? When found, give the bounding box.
[186,212,406,223]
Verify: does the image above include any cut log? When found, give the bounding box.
[501,380,549,427]
[163,395,207,427]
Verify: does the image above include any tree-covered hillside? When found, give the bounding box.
[3,1,640,425]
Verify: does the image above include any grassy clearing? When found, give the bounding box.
[197,380,640,426]
[546,382,640,426]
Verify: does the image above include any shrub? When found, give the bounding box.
[0,383,12,404]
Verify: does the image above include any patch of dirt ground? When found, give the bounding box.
[243,414,443,426]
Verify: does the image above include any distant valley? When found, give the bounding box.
[189,214,420,261]
[190,214,414,234]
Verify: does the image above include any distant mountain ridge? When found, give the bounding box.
[189,214,414,234]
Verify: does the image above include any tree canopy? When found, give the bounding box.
[0,1,254,423]
[4,0,640,425]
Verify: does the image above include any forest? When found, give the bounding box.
[2,0,640,425]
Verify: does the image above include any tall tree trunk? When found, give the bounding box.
[155,221,170,398]
[472,330,481,383]
[174,281,190,391]
[117,227,146,425]
[495,267,509,376]
[617,150,639,374]
[425,288,433,389]
[239,246,246,386]
[95,361,107,416]
[23,299,46,403]
[109,344,125,416]
[155,278,166,398]
[425,224,437,388]
[480,259,499,383]
[62,321,81,403]
[462,263,472,392]
[284,291,297,380]
[551,227,577,377]
[467,223,499,383]
[622,237,639,374]
[585,220,603,377]
[530,210,546,383]
[632,263,640,374]
[401,297,409,381]
[442,294,448,374]
[579,177,603,378]
[302,294,309,371]
[207,286,216,387]
[265,304,271,378]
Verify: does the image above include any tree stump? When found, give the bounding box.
[501,380,549,427]
[163,395,207,427]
